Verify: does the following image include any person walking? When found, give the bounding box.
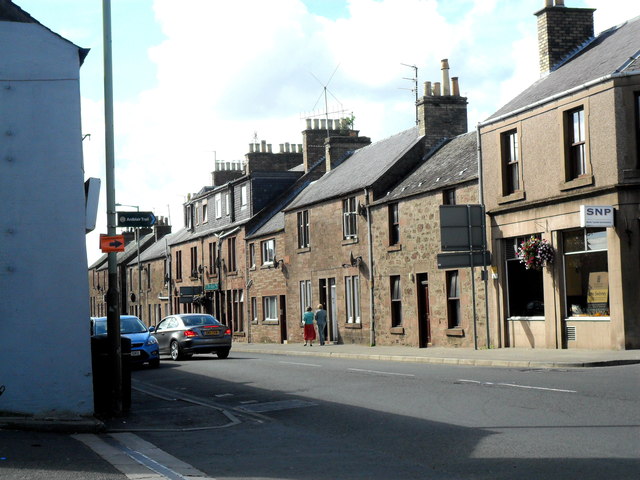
[315,303,327,346]
[302,306,316,346]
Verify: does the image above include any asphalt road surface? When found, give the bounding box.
[130,350,640,480]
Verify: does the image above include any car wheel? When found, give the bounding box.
[170,341,183,361]
[149,359,160,368]
[216,349,230,359]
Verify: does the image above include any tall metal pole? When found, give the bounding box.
[103,0,122,416]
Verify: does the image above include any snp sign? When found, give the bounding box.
[580,205,614,228]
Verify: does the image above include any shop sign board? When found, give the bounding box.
[580,205,614,228]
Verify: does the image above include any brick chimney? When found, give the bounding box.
[535,0,595,75]
[417,59,468,149]
[324,133,371,172]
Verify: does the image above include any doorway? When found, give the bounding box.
[417,273,431,348]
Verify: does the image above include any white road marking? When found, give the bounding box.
[348,368,415,377]
[214,393,234,398]
[279,361,322,367]
[458,379,577,393]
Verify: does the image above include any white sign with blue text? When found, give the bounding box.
[580,205,614,228]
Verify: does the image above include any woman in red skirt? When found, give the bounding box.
[302,306,316,346]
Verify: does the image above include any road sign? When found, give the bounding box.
[100,234,126,252]
[439,205,485,251]
[117,211,156,227]
[437,251,491,269]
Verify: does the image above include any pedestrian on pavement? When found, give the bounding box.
[302,306,315,346]
[315,303,327,346]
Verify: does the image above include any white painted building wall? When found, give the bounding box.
[0,21,94,417]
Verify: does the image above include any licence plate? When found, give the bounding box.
[130,350,141,356]
[203,329,220,336]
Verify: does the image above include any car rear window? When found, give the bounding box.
[183,315,220,327]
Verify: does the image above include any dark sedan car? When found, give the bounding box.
[91,315,160,368]
[151,314,232,360]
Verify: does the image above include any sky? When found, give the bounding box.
[13,0,639,264]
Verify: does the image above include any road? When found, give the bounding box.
[129,351,640,479]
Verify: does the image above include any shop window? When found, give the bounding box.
[563,228,609,317]
[390,275,402,327]
[505,236,545,317]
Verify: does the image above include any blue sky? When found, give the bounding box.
[12,1,639,263]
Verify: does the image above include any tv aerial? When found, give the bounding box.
[400,63,418,125]
[302,64,352,133]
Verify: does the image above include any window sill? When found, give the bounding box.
[263,320,279,325]
[390,326,404,335]
[342,237,359,246]
[206,273,218,279]
[227,271,238,277]
[560,174,593,191]
[345,323,362,329]
[498,190,525,205]
[446,327,465,337]
[296,247,311,254]
[565,316,610,322]
[387,244,402,252]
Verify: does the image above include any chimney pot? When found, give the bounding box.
[452,77,460,96]
[327,119,333,130]
[279,143,284,153]
[313,119,320,129]
[285,142,290,153]
[424,81,432,96]
[268,144,272,153]
[261,140,266,152]
[249,143,254,153]
[306,118,312,129]
[441,59,451,96]
[433,82,441,96]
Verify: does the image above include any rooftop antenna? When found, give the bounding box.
[304,64,351,136]
[400,63,418,125]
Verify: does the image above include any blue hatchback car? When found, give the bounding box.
[91,315,160,368]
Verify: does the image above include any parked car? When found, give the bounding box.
[91,315,160,368]
[151,314,232,360]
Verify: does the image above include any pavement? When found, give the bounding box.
[1,343,639,479]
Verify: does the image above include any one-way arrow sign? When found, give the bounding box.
[100,234,126,252]
[117,211,157,227]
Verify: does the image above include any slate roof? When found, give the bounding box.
[286,126,423,210]
[484,15,640,124]
[374,131,478,205]
[133,233,176,264]
[0,0,90,64]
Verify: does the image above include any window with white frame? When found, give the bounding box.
[249,243,256,269]
[241,185,248,210]
[297,210,309,248]
[501,129,520,195]
[390,275,402,327]
[566,107,587,180]
[215,193,222,218]
[345,275,360,323]
[202,203,208,223]
[251,297,258,324]
[261,239,275,265]
[263,296,278,321]
[299,280,312,321]
[343,196,358,239]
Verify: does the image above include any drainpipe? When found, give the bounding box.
[365,188,375,346]
[477,125,491,348]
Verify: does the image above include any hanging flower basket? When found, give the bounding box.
[517,236,555,270]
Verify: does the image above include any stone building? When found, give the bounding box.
[479,2,640,349]
[283,65,469,346]
[168,144,304,341]
[370,131,483,348]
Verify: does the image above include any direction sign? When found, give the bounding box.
[100,234,126,252]
[117,211,156,227]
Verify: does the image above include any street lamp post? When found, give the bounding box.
[116,203,142,322]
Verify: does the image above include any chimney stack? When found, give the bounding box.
[535,1,595,76]
[417,60,468,149]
